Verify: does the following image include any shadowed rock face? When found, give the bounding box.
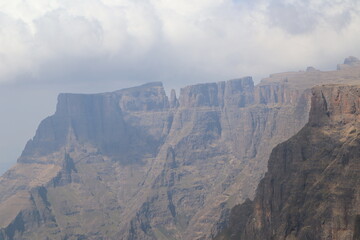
[215,84,360,240]
[21,93,128,160]
[1,59,360,240]
[179,76,254,108]
[20,82,169,165]
[338,56,360,70]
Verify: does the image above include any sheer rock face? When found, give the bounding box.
[20,82,169,165]
[337,56,360,70]
[215,84,360,240]
[20,93,128,161]
[124,77,310,240]
[116,82,169,112]
[1,59,360,240]
[178,76,254,108]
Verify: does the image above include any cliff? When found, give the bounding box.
[1,58,360,240]
[215,84,360,240]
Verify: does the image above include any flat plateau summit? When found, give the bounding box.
[1,57,360,240]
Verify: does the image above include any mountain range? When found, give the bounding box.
[1,57,360,240]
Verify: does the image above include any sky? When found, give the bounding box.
[1,0,360,174]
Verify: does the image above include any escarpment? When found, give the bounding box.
[1,58,360,240]
[215,84,360,240]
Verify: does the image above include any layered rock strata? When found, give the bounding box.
[1,58,360,240]
[215,84,360,240]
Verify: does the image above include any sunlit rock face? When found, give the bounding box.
[1,58,360,240]
[215,84,360,240]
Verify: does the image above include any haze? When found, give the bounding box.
[1,0,360,174]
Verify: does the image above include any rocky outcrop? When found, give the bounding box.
[215,84,360,240]
[170,89,179,109]
[20,82,169,164]
[306,66,318,72]
[116,82,169,111]
[1,58,360,240]
[337,56,360,70]
[178,76,254,108]
[20,93,128,161]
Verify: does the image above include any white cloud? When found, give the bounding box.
[1,0,360,174]
[0,0,360,85]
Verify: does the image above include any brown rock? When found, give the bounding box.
[1,59,360,240]
[216,84,360,240]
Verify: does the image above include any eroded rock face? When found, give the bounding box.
[1,59,360,240]
[178,77,254,108]
[21,93,128,161]
[338,56,360,70]
[215,85,360,240]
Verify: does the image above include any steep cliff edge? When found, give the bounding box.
[123,74,315,240]
[0,82,171,240]
[1,58,360,240]
[215,84,360,240]
[20,81,169,164]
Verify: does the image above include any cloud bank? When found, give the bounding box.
[1,0,360,174]
[0,0,360,87]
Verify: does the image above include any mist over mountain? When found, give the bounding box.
[2,0,360,178]
[1,57,360,239]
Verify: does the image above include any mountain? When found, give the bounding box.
[215,84,360,239]
[1,57,360,240]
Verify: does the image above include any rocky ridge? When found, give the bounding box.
[0,58,360,239]
[215,84,360,240]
